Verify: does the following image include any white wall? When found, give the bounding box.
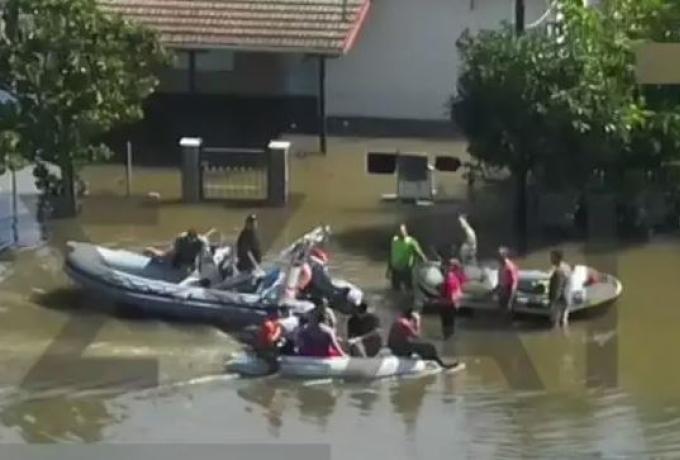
[327,0,548,120]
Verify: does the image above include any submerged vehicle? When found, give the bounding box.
[64,227,362,325]
[225,352,466,380]
[414,261,622,318]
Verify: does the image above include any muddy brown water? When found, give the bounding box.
[1,136,680,458]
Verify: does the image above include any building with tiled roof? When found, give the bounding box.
[98,0,551,159]
[98,0,370,55]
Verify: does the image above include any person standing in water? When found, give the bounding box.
[236,214,262,273]
[496,247,519,313]
[549,249,572,328]
[387,223,427,291]
[439,258,466,339]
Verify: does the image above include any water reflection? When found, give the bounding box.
[295,383,338,428]
[237,380,286,436]
[389,374,437,433]
[237,379,341,432]
[347,386,380,416]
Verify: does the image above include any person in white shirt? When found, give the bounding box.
[458,214,477,265]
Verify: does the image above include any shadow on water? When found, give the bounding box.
[0,394,118,443]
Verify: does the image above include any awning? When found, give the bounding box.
[99,0,371,56]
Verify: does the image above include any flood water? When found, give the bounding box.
[2,136,680,458]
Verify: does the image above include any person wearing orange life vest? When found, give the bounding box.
[254,307,293,373]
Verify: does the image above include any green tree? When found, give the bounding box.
[452,0,680,246]
[0,0,169,215]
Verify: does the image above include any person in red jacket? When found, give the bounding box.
[496,247,519,312]
[440,258,466,339]
[388,308,458,369]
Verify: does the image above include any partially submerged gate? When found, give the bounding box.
[180,138,289,206]
[200,147,268,201]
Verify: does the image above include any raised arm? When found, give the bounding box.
[459,215,477,244]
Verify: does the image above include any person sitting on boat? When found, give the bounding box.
[310,296,338,330]
[439,258,466,339]
[298,247,357,313]
[387,224,427,291]
[388,307,458,369]
[296,309,346,358]
[347,302,382,357]
[254,308,286,373]
[236,214,262,273]
[549,249,572,328]
[144,228,215,272]
[495,247,519,312]
[180,241,221,288]
[458,214,477,265]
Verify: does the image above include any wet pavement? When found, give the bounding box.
[1,136,680,458]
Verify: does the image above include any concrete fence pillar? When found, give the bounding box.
[267,140,290,206]
[180,137,202,203]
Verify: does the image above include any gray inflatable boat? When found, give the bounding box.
[64,241,311,325]
[64,227,362,325]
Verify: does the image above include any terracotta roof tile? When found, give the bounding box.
[99,0,371,55]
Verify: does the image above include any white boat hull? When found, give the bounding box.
[226,353,465,380]
[415,262,623,317]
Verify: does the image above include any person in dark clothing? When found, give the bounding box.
[347,302,382,357]
[236,214,262,273]
[548,249,572,328]
[144,228,208,272]
[387,308,458,369]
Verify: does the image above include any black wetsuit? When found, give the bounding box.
[347,312,382,357]
[172,234,204,269]
[236,227,262,272]
[347,313,380,339]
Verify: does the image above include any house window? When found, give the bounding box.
[173,49,235,72]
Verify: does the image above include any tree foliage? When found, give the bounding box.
[0,0,169,211]
[452,0,680,193]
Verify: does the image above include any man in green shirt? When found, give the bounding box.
[387,224,427,291]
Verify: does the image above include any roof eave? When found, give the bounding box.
[342,0,370,54]
[167,43,344,56]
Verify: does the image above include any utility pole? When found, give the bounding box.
[515,0,527,252]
